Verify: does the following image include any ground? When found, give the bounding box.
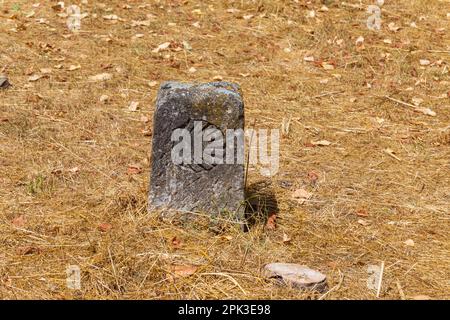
[0,0,449,299]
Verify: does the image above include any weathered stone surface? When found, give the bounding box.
[148,81,245,221]
[263,263,328,292]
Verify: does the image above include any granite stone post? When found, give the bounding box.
[148,81,245,222]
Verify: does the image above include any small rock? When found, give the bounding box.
[0,75,11,89]
[263,263,327,292]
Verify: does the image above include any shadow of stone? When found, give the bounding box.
[244,180,279,232]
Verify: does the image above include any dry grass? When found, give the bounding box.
[0,0,449,299]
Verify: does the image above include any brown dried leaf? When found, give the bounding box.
[98,222,112,232]
[292,188,312,204]
[307,171,319,184]
[127,165,142,175]
[171,236,182,249]
[355,209,369,217]
[167,264,198,280]
[18,246,41,255]
[266,213,277,230]
[12,215,26,227]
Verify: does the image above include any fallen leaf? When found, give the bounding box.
[220,235,233,241]
[305,10,315,19]
[358,219,371,226]
[0,75,11,89]
[152,42,171,53]
[412,97,424,106]
[307,171,319,184]
[18,246,41,255]
[282,233,292,244]
[321,62,335,70]
[98,222,112,232]
[226,8,240,14]
[40,68,52,74]
[182,41,192,51]
[415,107,436,117]
[388,22,401,32]
[128,101,139,112]
[355,36,365,46]
[68,64,81,71]
[355,209,369,217]
[51,3,64,11]
[167,265,198,280]
[131,20,151,27]
[266,213,277,230]
[127,164,142,175]
[292,188,312,204]
[88,73,113,82]
[171,236,182,249]
[99,95,109,103]
[28,74,42,82]
[103,14,119,20]
[311,140,332,146]
[12,215,26,227]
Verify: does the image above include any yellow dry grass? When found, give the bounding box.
[0,0,449,299]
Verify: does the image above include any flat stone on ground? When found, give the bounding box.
[263,263,328,292]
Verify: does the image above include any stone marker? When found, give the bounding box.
[148,81,245,222]
[263,263,328,293]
